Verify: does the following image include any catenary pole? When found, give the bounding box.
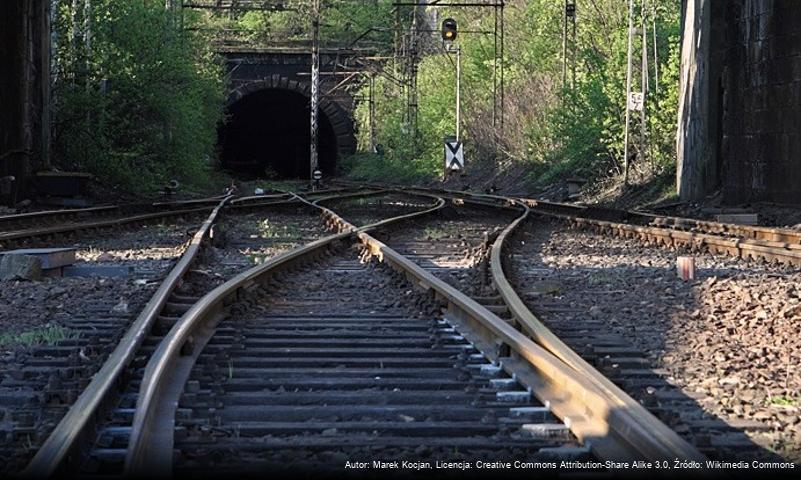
[623,0,634,186]
[310,0,320,186]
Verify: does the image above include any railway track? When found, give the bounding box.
[0,195,230,233]
[331,183,801,462]
[24,186,799,476]
[46,190,698,476]
[361,184,798,464]
[0,189,359,249]
[504,219,790,461]
[170,248,581,475]
[0,199,229,249]
[336,181,801,267]
[14,190,432,475]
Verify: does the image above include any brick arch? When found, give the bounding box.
[226,75,356,158]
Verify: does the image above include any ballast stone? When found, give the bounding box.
[0,254,43,281]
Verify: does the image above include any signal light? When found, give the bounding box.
[441,18,457,42]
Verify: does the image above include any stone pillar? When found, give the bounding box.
[676,0,713,201]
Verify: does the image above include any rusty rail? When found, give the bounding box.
[343,191,706,464]
[485,197,707,463]
[123,191,444,476]
[126,188,707,476]
[335,181,801,266]
[0,205,119,230]
[0,206,215,246]
[22,196,233,478]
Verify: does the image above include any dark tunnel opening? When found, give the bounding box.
[219,88,337,179]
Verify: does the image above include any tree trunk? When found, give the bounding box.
[0,0,52,203]
[676,0,712,201]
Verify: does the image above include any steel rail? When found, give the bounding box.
[0,206,215,245]
[0,205,119,229]
[428,187,801,264]
[545,211,801,266]
[228,192,294,205]
[330,184,711,461]
[484,197,707,464]
[120,186,713,476]
[524,199,801,244]
[123,191,445,476]
[227,187,383,209]
[330,199,704,465]
[333,180,801,259]
[151,192,233,209]
[23,188,396,477]
[31,184,711,475]
[0,194,230,232]
[228,187,369,206]
[388,183,801,265]
[22,196,233,478]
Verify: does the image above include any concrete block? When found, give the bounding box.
[0,254,43,281]
[0,248,76,269]
[714,213,760,225]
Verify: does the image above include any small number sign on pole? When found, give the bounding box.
[444,136,464,175]
[628,91,644,112]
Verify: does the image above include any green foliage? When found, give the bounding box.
[768,395,799,407]
[206,0,396,48]
[53,0,225,192]
[346,0,682,188]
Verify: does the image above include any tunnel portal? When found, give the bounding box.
[219,88,337,178]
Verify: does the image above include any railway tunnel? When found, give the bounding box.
[219,78,354,179]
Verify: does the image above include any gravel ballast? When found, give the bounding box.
[509,219,800,462]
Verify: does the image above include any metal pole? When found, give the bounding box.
[70,0,78,84]
[456,46,461,142]
[369,74,377,152]
[310,0,320,186]
[493,5,498,127]
[641,0,649,170]
[394,6,401,77]
[562,1,568,91]
[571,2,577,90]
[652,4,659,95]
[409,5,419,156]
[499,2,504,129]
[623,0,634,186]
[84,0,91,90]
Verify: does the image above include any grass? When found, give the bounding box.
[0,324,80,349]
[248,253,275,265]
[344,152,435,184]
[258,219,302,241]
[351,197,374,206]
[767,395,799,407]
[587,272,619,286]
[153,223,176,236]
[257,180,307,193]
[424,226,449,240]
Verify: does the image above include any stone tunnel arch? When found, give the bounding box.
[219,76,355,179]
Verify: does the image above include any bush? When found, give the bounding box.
[348,0,681,189]
[53,0,225,193]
